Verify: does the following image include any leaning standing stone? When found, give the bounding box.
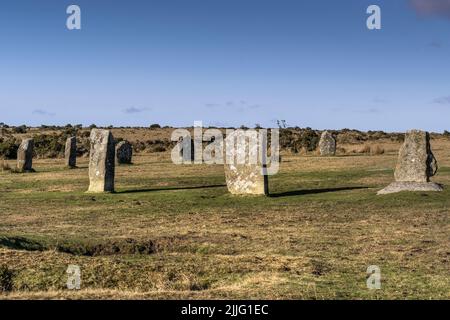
[318,131,336,156]
[378,130,443,194]
[17,139,34,172]
[116,141,133,165]
[65,136,77,168]
[224,130,268,195]
[88,129,115,193]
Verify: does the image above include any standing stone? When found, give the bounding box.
[116,141,133,165]
[65,136,77,168]
[224,164,268,195]
[318,131,336,156]
[378,130,443,195]
[17,139,34,172]
[394,130,437,182]
[224,130,268,195]
[88,129,115,193]
[171,135,195,163]
[174,135,195,163]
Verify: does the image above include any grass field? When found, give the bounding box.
[0,138,449,299]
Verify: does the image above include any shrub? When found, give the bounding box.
[151,145,167,152]
[33,134,65,158]
[149,124,161,129]
[0,138,19,159]
[278,128,319,153]
[12,125,27,134]
[390,133,404,142]
[300,128,320,152]
[131,139,172,153]
[61,126,78,137]
[0,265,14,292]
[279,129,295,152]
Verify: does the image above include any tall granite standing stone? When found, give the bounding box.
[394,130,437,182]
[224,130,268,195]
[318,131,336,156]
[378,130,443,195]
[17,139,34,172]
[175,135,195,163]
[88,129,115,193]
[116,141,133,165]
[65,136,77,168]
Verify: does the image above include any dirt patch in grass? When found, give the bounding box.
[0,236,159,256]
[310,259,332,276]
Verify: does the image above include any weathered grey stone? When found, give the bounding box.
[88,129,115,193]
[116,141,133,164]
[394,130,437,183]
[377,182,443,195]
[17,139,34,172]
[378,130,442,195]
[318,131,336,156]
[224,130,268,195]
[224,164,268,195]
[65,136,77,168]
[176,136,195,162]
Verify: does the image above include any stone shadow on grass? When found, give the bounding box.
[117,184,227,194]
[269,186,369,198]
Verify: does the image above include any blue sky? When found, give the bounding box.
[0,0,449,131]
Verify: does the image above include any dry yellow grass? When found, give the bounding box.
[0,136,449,300]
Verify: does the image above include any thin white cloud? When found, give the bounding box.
[32,109,55,116]
[204,100,262,112]
[429,41,443,48]
[433,96,450,104]
[123,107,149,114]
